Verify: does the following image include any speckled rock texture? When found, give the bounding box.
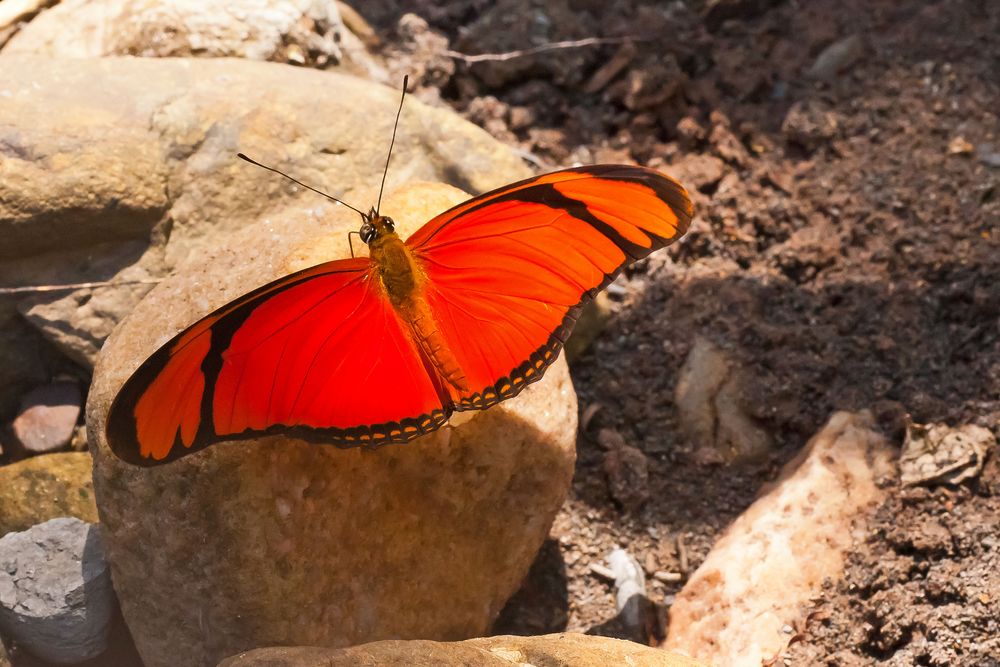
[0,518,114,664]
[0,453,98,537]
[87,182,578,667]
[0,56,528,414]
[664,411,894,666]
[1,0,382,78]
[218,633,708,667]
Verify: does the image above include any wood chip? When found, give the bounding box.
[583,40,638,94]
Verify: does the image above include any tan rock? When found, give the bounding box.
[0,55,529,405]
[87,182,576,667]
[0,452,99,537]
[2,0,383,78]
[664,411,895,666]
[674,337,772,462]
[219,633,707,667]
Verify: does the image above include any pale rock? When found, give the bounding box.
[0,452,98,537]
[0,518,115,665]
[218,632,708,667]
[11,381,81,454]
[87,183,576,667]
[807,34,865,80]
[2,0,383,79]
[607,549,647,636]
[0,56,529,397]
[664,411,894,666]
[674,337,772,462]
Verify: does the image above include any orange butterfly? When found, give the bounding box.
[106,88,693,466]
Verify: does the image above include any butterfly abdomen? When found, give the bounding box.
[370,232,469,393]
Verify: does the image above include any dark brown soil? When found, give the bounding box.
[369,0,1000,663]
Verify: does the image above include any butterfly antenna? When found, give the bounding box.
[236,153,366,217]
[376,74,409,216]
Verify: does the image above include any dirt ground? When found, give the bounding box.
[366,0,999,663]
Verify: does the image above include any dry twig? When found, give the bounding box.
[444,36,643,64]
[0,279,161,295]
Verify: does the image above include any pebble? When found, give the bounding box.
[807,34,865,80]
[11,382,81,455]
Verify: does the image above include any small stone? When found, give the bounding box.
[622,54,685,111]
[0,518,115,665]
[603,444,650,512]
[668,154,726,192]
[947,136,974,155]
[900,421,994,486]
[807,34,865,80]
[597,427,627,451]
[976,143,1000,167]
[782,101,840,150]
[11,382,81,455]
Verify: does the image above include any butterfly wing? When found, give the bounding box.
[106,259,450,466]
[407,164,693,408]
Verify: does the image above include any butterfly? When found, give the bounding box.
[106,163,692,465]
[105,84,693,466]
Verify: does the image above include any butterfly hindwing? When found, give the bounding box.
[407,165,693,408]
[106,259,450,466]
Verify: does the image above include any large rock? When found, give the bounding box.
[219,633,707,667]
[0,56,529,414]
[0,452,98,537]
[0,517,115,664]
[1,0,383,78]
[664,411,894,665]
[87,181,577,667]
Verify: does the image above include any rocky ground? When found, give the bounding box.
[1,0,998,665]
[364,0,999,663]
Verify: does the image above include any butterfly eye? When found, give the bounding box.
[384,218,395,233]
[360,222,376,244]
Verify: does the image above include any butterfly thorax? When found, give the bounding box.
[367,220,470,394]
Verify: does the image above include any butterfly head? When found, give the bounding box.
[359,208,396,245]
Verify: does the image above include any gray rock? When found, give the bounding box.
[0,518,114,664]
[11,381,81,455]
